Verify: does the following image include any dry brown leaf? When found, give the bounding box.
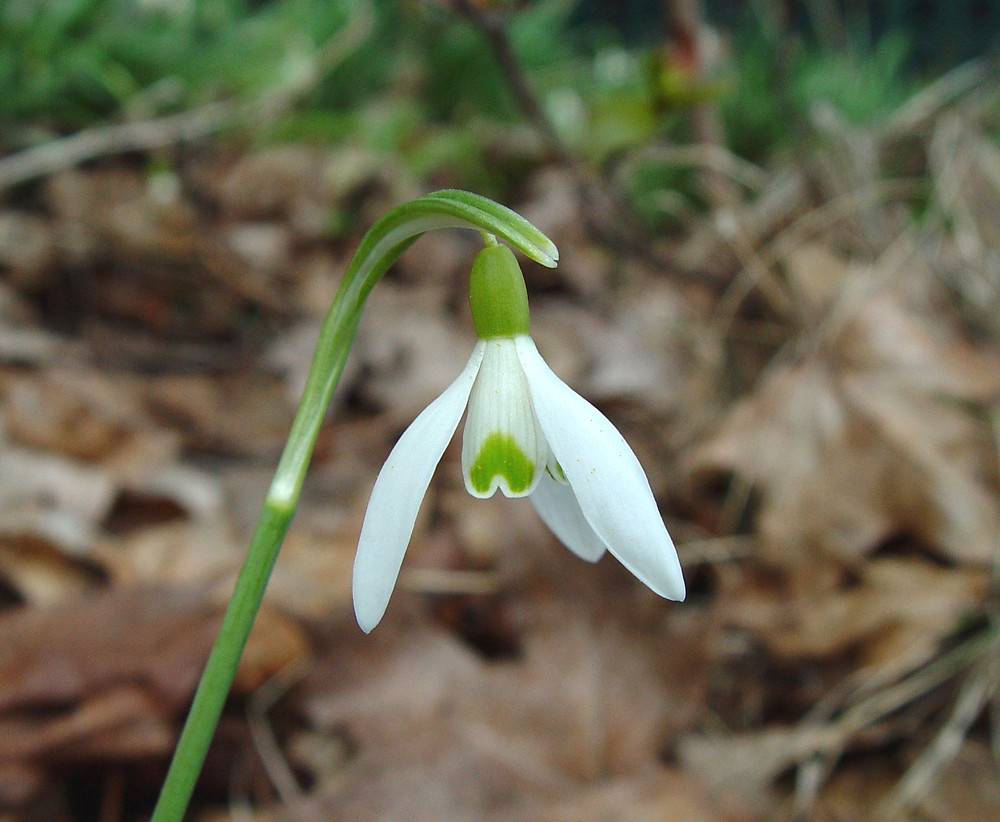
[520,168,612,297]
[93,519,242,593]
[796,738,1000,822]
[302,595,701,821]
[209,145,335,222]
[722,558,987,673]
[533,281,692,414]
[688,289,1000,573]
[198,808,277,822]
[261,524,355,621]
[94,495,359,623]
[0,586,306,712]
[0,586,308,805]
[0,211,56,290]
[0,534,100,606]
[143,370,294,457]
[0,445,117,573]
[679,726,802,810]
[679,719,906,812]
[905,740,1000,822]
[353,281,472,423]
[222,222,293,279]
[2,367,179,465]
[46,167,198,262]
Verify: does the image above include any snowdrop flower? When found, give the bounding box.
[353,240,685,631]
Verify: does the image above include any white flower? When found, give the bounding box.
[352,245,685,632]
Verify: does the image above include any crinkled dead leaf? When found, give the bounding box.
[3,367,180,465]
[255,524,356,621]
[94,482,358,621]
[0,586,307,713]
[905,740,1000,822]
[300,582,705,821]
[520,168,612,298]
[144,370,294,457]
[0,586,308,805]
[689,285,1000,574]
[679,726,803,811]
[0,211,56,290]
[722,558,987,675]
[0,443,117,604]
[0,534,101,606]
[93,519,242,594]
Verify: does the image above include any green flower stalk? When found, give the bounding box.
[152,190,684,821]
[150,190,560,822]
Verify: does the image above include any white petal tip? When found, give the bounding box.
[646,564,686,602]
[353,597,383,634]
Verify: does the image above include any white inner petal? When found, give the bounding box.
[531,473,607,562]
[462,337,548,498]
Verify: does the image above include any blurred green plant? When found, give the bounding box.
[0,0,929,223]
[791,31,912,124]
[0,0,372,137]
[721,9,915,161]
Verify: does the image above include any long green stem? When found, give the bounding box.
[150,190,557,822]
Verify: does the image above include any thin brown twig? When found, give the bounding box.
[247,658,312,818]
[449,0,575,168]
[0,103,235,191]
[448,0,696,279]
[788,627,995,815]
[884,629,1000,814]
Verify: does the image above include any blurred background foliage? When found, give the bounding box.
[4,0,994,208]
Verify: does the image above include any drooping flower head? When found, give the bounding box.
[353,239,684,631]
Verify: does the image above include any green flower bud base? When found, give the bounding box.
[469,242,531,339]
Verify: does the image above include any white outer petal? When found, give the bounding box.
[516,336,685,600]
[353,342,486,632]
[530,473,607,562]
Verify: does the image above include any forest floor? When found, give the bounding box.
[1,65,1000,822]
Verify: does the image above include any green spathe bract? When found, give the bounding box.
[469,431,535,494]
[469,242,531,339]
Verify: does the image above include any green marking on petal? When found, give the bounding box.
[545,461,568,484]
[469,432,535,495]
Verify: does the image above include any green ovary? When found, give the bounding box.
[469,432,535,495]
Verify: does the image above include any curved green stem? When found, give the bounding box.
[150,190,557,822]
